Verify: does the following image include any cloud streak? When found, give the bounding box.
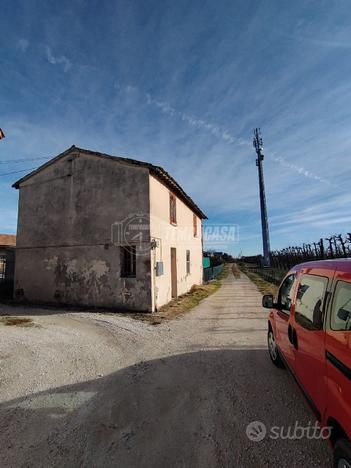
[142,89,332,186]
[271,154,332,186]
[2,0,351,256]
[144,91,249,147]
[46,46,71,72]
[18,38,29,52]
[296,33,351,49]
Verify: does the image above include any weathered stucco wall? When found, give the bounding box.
[149,175,203,310]
[15,150,152,311]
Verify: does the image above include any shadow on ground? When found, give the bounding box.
[0,300,145,316]
[0,349,331,468]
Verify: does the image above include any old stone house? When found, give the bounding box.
[13,146,207,312]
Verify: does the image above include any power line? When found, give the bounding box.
[0,168,36,177]
[0,157,48,164]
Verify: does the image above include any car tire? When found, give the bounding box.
[334,438,351,468]
[267,328,285,369]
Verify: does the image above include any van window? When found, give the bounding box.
[331,281,351,331]
[278,274,296,313]
[295,274,327,330]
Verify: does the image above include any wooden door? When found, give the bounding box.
[171,247,177,298]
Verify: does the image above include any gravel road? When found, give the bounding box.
[0,270,332,467]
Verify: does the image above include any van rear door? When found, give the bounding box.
[291,269,331,420]
[325,274,351,440]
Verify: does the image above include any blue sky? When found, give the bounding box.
[1,0,351,256]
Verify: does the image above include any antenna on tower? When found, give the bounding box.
[253,128,271,267]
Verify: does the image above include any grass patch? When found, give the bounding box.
[129,264,231,324]
[216,264,230,281]
[238,263,278,297]
[0,316,34,327]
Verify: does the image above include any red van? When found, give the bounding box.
[262,259,351,467]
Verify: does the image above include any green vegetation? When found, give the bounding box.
[100,264,230,325]
[157,264,230,318]
[131,264,231,324]
[238,263,278,297]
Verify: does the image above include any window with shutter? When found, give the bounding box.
[169,193,177,224]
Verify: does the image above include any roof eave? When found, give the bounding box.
[12,145,77,189]
[149,168,207,219]
[12,145,208,219]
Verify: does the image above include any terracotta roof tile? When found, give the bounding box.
[0,234,16,246]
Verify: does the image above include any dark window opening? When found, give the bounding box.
[186,250,191,275]
[121,246,136,278]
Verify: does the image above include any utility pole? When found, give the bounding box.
[253,128,271,267]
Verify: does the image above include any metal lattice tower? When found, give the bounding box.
[253,128,271,267]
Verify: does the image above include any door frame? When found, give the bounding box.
[274,272,298,371]
[291,269,331,421]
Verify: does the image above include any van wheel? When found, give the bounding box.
[334,438,351,468]
[267,328,284,368]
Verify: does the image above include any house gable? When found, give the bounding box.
[13,146,207,219]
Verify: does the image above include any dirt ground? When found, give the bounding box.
[0,271,332,467]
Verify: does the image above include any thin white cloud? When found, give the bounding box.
[296,33,351,49]
[270,192,351,236]
[46,46,71,72]
[144,92,249,147]
[141,89,332,187]
[18,38,29,52]
[271,153,332,186]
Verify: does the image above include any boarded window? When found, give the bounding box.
[120,246,136,278]
[186,250,191,275]
[193,214,197,237]
[169,193,177,224]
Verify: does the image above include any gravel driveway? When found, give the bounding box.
[0,271,332,467]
